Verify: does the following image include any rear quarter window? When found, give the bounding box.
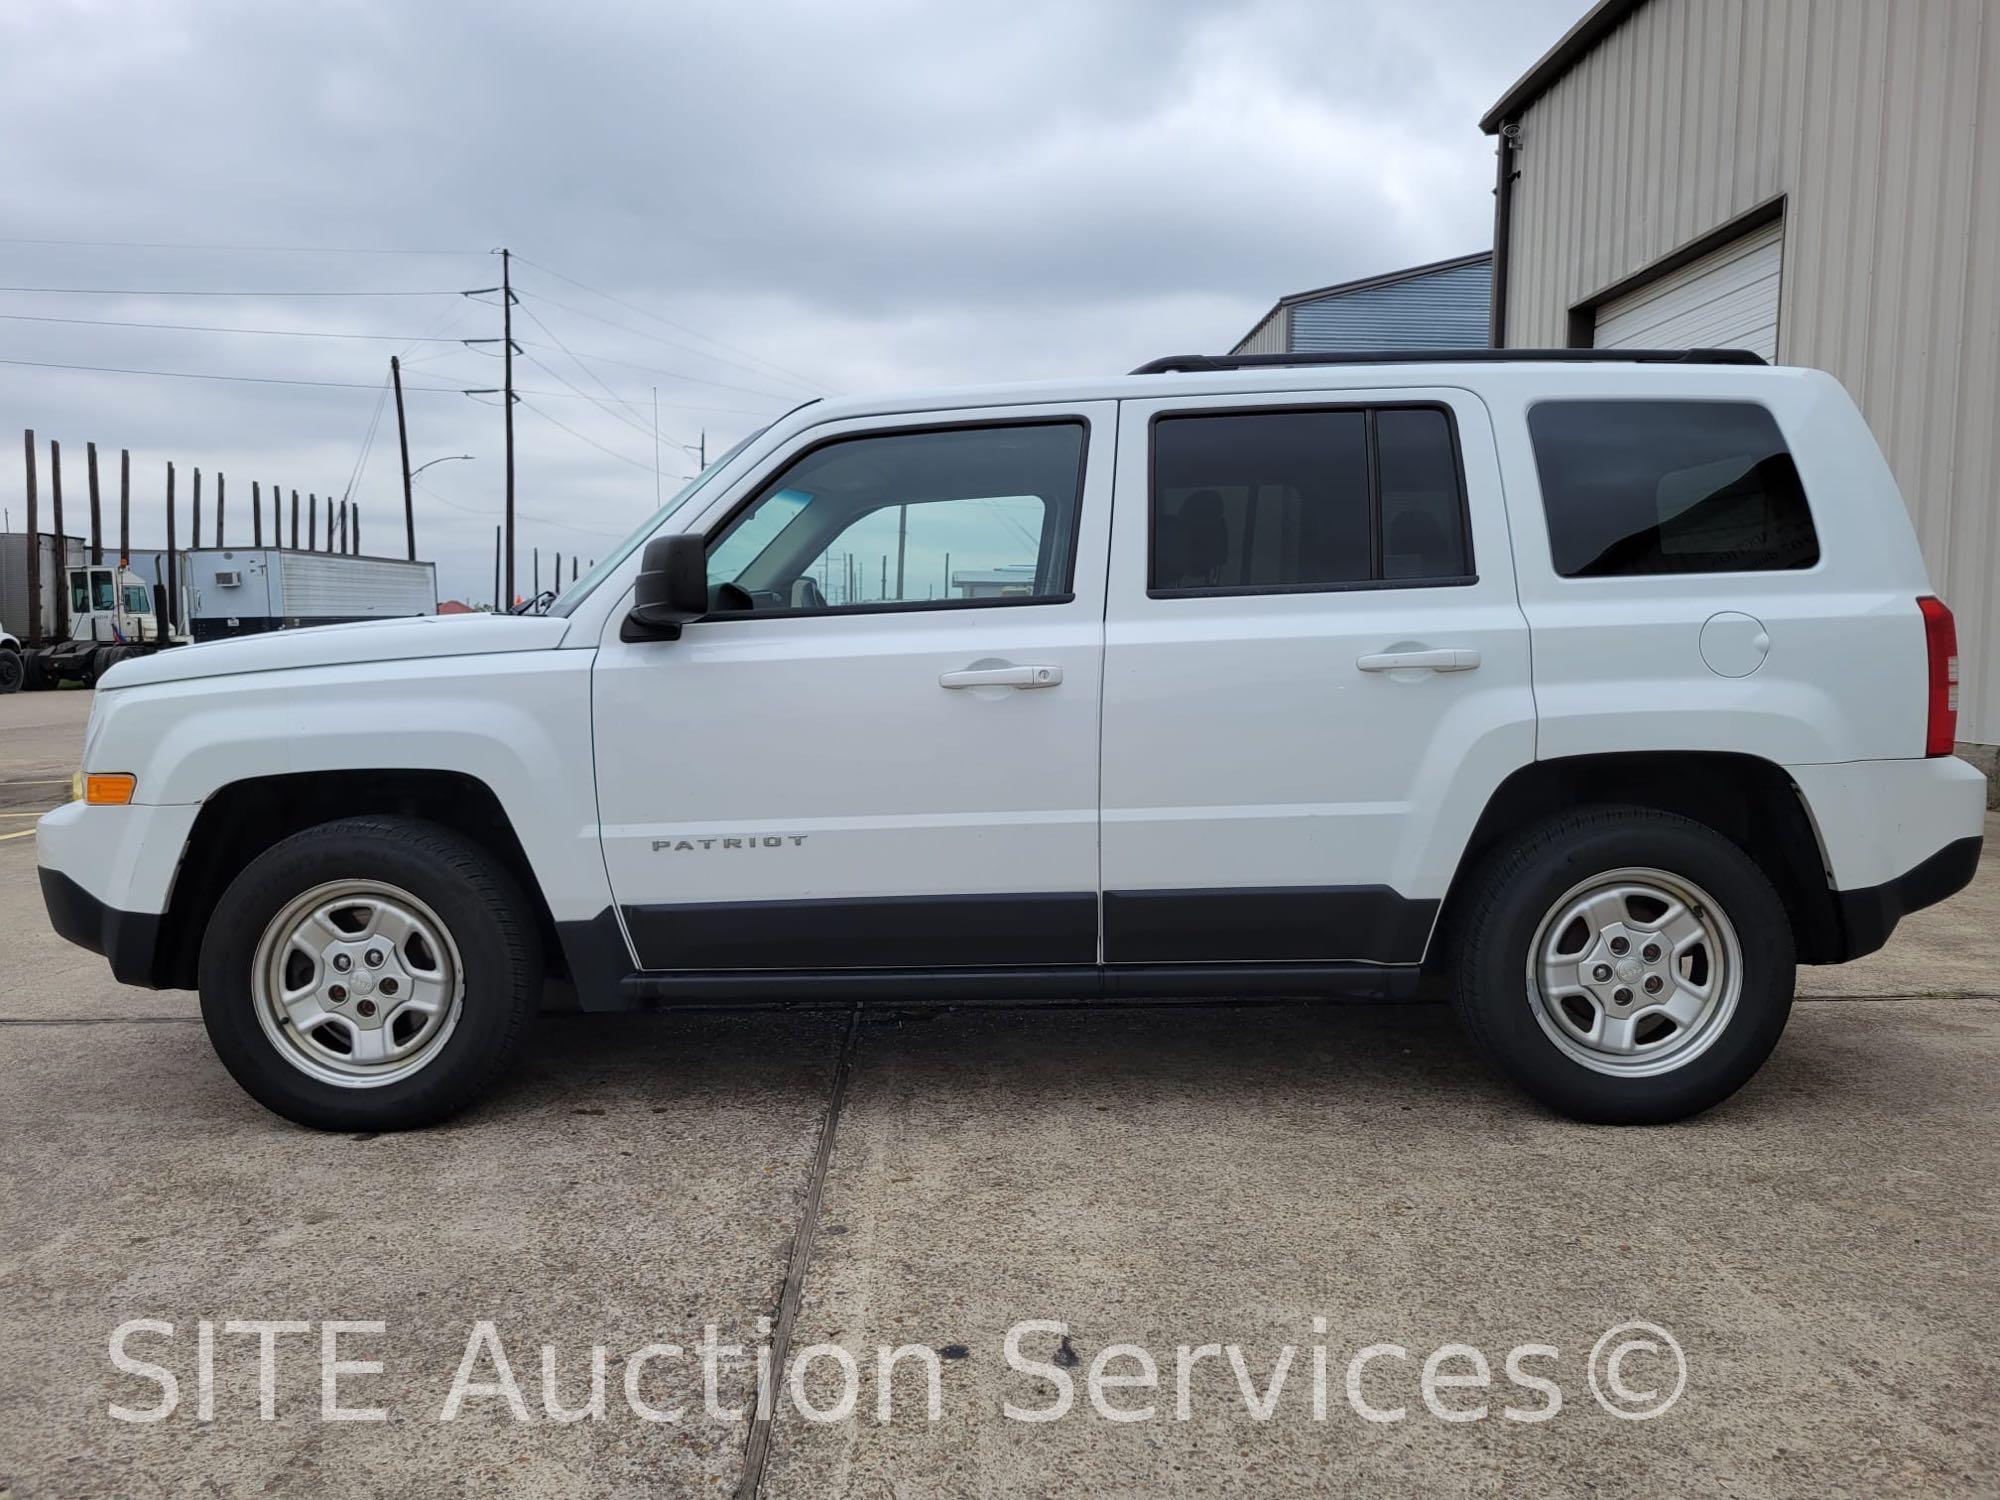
[1528,400,1819,577]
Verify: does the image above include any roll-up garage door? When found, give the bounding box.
[1593,219,1783,361]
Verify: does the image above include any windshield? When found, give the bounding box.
[550,426,771,617]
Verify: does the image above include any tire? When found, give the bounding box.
[1451,805,1794,1125]
[198,817,541,1130]
[0,647,20,694]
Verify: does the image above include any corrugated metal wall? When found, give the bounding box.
[1291,258,1493,350]
[1233,306,1289,354]
[1500,0,2000,743]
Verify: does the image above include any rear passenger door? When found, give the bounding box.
[1099,388,1535,966]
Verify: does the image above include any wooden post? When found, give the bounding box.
[290,489,299,549]
[554,552,562,592]
[22,431,38,645]
[493,526,501,610]
[216,472,226,548]
[308,493,317,551]
[165,463,177,635]
[191,467,202,549]
[118,449,130,566]
[251,481,262,547]
[352,504,361,555]
[271,484,281,548]
[532,548,540,594]
[86,443,103,564]
[392,355,415,560]
[49,440,68,643]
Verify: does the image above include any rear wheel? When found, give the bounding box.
[1451,806,1795,1124]
[199,817,540,1130]
[0,647,20,694]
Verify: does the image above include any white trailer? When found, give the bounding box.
[183,548,436,640]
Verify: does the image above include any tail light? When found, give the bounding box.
[1918,595,1959,756]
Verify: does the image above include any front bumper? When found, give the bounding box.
[36,799,200,989]
[39,867,165,986]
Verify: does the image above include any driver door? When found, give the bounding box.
[591,404,1115,973]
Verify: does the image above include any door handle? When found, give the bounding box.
[1356,648,1481,673]
[939,664,1063,689]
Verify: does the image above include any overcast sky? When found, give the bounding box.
[0,0,1582,608]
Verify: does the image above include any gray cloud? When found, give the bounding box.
[0,0,1581,606]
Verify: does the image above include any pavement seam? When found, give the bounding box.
[737,1005,862,1500]
[0,1015,202,1025]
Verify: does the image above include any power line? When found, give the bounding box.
[511,278,818,396]
[0,236,478,255]
[510,252,826,391]
[0,310,465,341]
[0,354,426,390]
[0,352,782,411]
[517,397,658,473]
[411,475,638,542]
[0,284,458,297]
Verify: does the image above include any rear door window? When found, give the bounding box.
[1149,405,1470,594]
[1528,400,1819,577]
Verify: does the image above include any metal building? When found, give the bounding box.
[1233,252,1493,355]
[1483,0,2000,750]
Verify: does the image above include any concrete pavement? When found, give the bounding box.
[1,689,1994,1496]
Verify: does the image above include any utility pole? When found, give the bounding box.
[118,449,130,566]
[290,489,300,549]
[216,472,226,548]
[391,354,415,560]
[502,247,516,607]
[463,250,519,603]
[271,484,281,549]
[308,493,317,551]
[895,504,907,599]
[532,548,540,595]
[555,552,563,590]
[50,440,67,644]
[353,505,361,555]
[86,443,102,564]
[22,432,38,646]
[337,499,347,554]
[191,468,202,549]
[164,463,177,635]
[700,428,706,468]
[252,481,262,547]
[492,526,501,611]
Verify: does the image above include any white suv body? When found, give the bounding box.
[37,353,1985,1128]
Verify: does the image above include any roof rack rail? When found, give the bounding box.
[1130,348,1768,374]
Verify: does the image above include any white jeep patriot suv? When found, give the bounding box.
[37,349,1985,1130]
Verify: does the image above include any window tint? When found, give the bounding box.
[1529,400,1819,577]
[1150,406,1469,594]
[704,422,1085,613]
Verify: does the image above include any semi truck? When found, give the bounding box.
[0,533,191,690]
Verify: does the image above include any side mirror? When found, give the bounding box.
[623,534,709,640]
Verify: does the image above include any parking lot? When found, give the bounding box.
[2,688,1996,1497]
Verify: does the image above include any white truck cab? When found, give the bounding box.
[37,349,1986,1130]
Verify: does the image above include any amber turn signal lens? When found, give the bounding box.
[84,774,136,806]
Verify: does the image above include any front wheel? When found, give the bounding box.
[199,817,541,1130]
[0,647,21,694]
[1451,806,1795,1124]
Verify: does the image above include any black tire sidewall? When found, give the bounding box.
[198,819,538,1130]
[1456,812,1795,1124]
[0,649,24,693]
